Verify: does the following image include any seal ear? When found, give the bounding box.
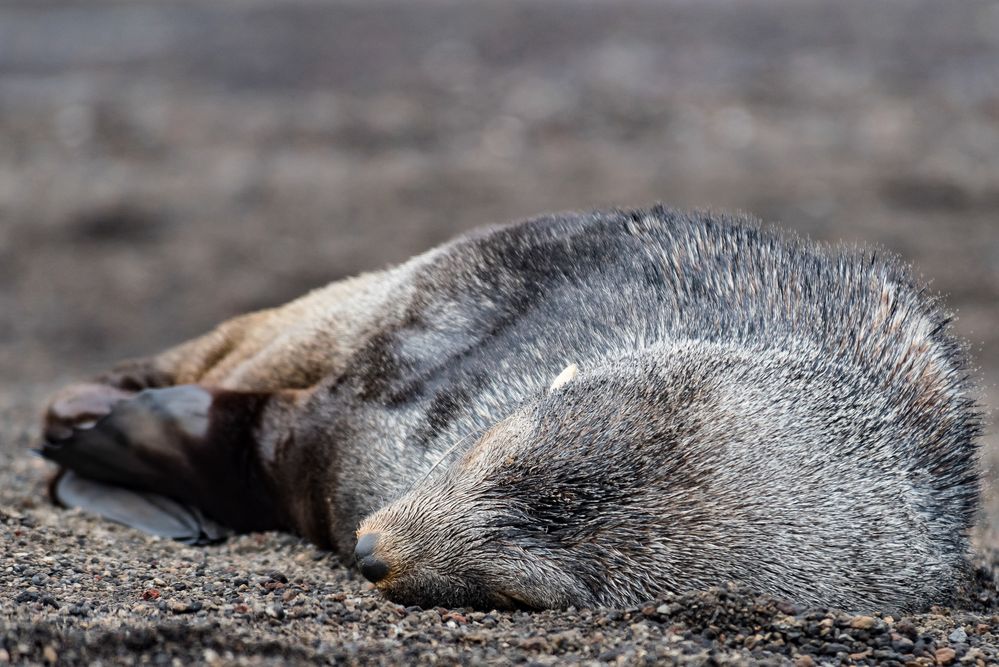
[549,363,578,392]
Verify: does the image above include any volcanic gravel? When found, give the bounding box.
[2,475,999,666]
[3,462,999,667]
[4,0,999,664]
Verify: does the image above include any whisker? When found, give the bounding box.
[404,425,490,494]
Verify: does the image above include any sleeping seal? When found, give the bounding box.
[39,205,981,613]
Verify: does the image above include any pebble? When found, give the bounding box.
[822,642,850,655]
[850,615,876,630]
[935,646,956,665]
[167,600,201,614]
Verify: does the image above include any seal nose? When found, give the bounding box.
[354,532,390,583]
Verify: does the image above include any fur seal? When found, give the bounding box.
[39,205,981,613]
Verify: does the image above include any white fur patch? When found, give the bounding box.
[549,363,579,392]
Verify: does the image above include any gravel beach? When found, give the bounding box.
[3,1,999,664]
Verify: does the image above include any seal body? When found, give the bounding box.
[41,206,980,613]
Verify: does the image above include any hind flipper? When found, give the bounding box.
[53,470,230,545]
[40,384,296,536]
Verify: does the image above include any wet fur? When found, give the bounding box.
[42,205,981,613]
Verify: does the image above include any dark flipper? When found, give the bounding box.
[40,384,292,538]
[53,470,230,544]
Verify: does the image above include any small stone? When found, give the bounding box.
[873,649,902,661]
[850,615,877,630]
[168,600,195,614]
[822,642,850,655]
[442,611,467,624]
[68,604,88,617]
[934,647,956,665]
[913,638,932,657]
[42,646,57,663]
[794,656,815,667]
[142,588,161,601]
[266,603,285,619]
[964,648,985,662]
[519,637,548,651]
[947,628,967,643]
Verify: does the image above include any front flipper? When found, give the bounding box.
[40,385,292,537]
[41,386,211,487]
[43,382,135,442]
[53,470,230,545]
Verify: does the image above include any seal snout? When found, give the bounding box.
[354,532,390,583]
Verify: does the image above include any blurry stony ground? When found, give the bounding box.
[1,0,998,664]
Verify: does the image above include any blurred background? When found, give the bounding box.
[1,0,997,493]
